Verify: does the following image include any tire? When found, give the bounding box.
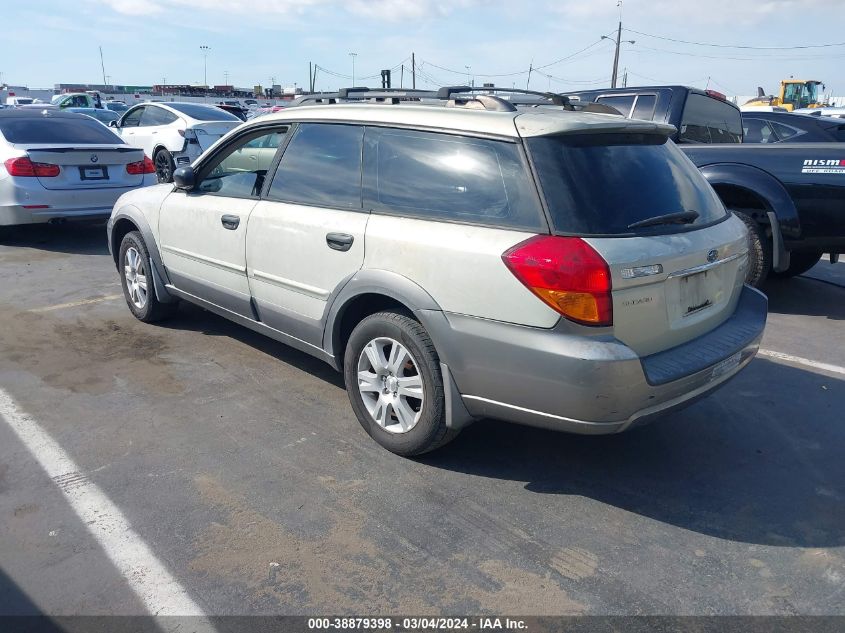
[733,211,770,287]
[153,148,175,183]
[118,231,177,323]
[343,310,457,456]
[770,250,823,279]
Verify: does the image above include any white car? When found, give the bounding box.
[112,102,242,183]
[793,106,845,119]
[1,109,156,226]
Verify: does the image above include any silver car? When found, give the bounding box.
[0,109,156,226]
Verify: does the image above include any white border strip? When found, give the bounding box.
[758,349,845,376]
[0,388,209,617]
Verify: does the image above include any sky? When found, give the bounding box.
[2,0,845,97]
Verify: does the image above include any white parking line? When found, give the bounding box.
[28,294,124,313]
[758,349,845,377]
[0,388,210,617]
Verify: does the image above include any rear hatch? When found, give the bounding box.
[24,145,145,190]
[190,122,241,152]
[526,130,748,356]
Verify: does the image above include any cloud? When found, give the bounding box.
[97,0,164,15]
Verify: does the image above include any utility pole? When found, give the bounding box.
[349,52,357,86]
[411,52,416,89]
[526,61,533,90]
[400,64,404,89]
[99,46,107,86]
[622,68,628,88]
[603,1,634,88]
[309,62,313,92]
[224,70,229,86]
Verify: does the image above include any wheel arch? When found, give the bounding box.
[322,270,443,371]
[109,206,176,303]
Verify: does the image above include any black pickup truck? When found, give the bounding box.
[564,86,845,286]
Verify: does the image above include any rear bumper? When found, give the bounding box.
[0,179,154,226]
[420,285,768,434]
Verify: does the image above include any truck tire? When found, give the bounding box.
[770,251,823,279]
[733,211,770,287]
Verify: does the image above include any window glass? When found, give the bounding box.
[140,106,178,127]
[769,121,804,142]
[742,118,777,143]
[167,103,240,121]
[679,93,743,143]
[364,127,545,231]
[596,95,636,117]
[0,115,124,144]
[631,94,657,121]
[120,107,144,128]
[268,124,363,209]
[195,128,287,198]
[528,133,727,236]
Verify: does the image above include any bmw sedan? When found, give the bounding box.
[0,109,156,227]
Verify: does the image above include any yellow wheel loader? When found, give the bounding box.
[745,80,828,111]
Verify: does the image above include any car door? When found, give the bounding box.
[246,123,367,344]
[118,105,145,147]
[159,126,288,317]
[135,105,179,158]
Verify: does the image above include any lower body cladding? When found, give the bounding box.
[421,285,768,435]
[0,183,152,226]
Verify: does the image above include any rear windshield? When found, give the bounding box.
[680,93,743,143]
[167,103,239,121]
[0,115,123,144]
[528,133,728,236]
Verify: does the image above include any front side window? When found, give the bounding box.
[742,118,778,144]
[679,93,743,144]
[120,107,144,128]
[528,133,728,236]
[195,128,287,198]
[268,123,363,209]
[363,127,545,231]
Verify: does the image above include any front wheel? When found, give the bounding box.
[119,231,177,323]
[344,311,457,456]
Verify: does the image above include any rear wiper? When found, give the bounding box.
[628,210,699,229]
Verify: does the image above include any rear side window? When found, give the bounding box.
[268,123,363,209]
[631,94,657,120]
[363,127,545,231]
[167,103,239,121]
[0,115,123,144]
[596,95,635,117]
[140,106,178,126]
[679,93,743,143]
[528,133,727,236]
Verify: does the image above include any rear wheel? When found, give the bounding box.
[770,251,824,279]
[153,149,175,183]
[733,211,770,287]
[344,311,456,456]
[119,231,177,323]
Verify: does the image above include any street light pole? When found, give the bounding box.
[601,33,635,88]
[349,52,357,86]
[465,65,472,87]
[200,45,210,87]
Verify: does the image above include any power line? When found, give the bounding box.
[625,27,845,50]
[629,44,845,62]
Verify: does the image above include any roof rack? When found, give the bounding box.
[286,86,620,115]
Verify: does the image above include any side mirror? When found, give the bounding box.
[108,120,118,128]
[173,166,196,190]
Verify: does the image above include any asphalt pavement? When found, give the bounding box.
[0,222,843,617]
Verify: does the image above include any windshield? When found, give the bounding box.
[167,103,239,121]
[527,133,728,236]
[0,115,124,144]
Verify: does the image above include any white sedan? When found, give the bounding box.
[0,109,156,227]
[112,102,242,183]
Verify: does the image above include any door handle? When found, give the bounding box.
[221,214,240,230]
[326,232,354,251]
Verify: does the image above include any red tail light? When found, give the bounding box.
[4,157,61,177]
[126,156,155,175]
[502,236,613,326]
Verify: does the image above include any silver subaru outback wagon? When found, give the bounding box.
[107,90,767,456]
